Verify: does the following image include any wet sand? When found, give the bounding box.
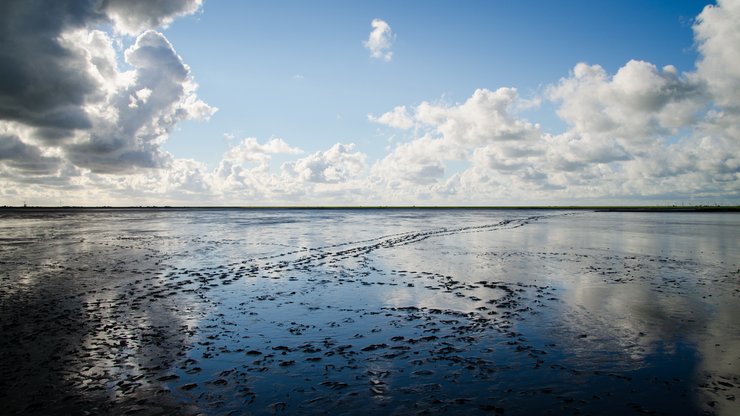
[1,209,738,415]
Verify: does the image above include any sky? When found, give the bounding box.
[0,0,738,206]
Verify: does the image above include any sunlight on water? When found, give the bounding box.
[1,209,738,415]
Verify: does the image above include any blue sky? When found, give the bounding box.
[162,0,709,167]
[0,0,737,205]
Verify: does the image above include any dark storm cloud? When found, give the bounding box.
[0,0,202,133]
[0,134,61,174]
[0,0,103,135]
[0,0,211,174]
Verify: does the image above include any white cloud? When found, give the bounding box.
[103,0,204,36]
[418,88,541,146]
[223,137,302,163]
[364,18,394,62]
[548,60,704,144]
[375,88,541,144]
[528,0,740,201]
[372,136,451,186]
[284,143,366,184]
[217,137,303,180]
[543,132,631,173]
[370,87,544,194]
[694,0,740,112]
[367,31,739,203]
[1,0,738,206]
[368,106,414,129]
[107,157,213,198]
[63,30,216,173]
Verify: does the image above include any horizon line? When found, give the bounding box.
[2,205,738,212]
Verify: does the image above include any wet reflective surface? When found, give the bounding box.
[1,209,738,415]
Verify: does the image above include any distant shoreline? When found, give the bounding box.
[1,206,738,212]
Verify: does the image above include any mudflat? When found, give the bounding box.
[1,209,738,415]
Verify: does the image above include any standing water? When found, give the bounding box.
[0,209,738,415]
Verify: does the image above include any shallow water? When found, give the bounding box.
[0,209,738,415]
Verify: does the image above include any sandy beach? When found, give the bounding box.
[1,209,738,415]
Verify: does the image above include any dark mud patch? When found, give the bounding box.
[1,209,738,415]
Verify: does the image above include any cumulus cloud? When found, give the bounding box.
[208,140,369,204]
[364,18,394,61]
[65,30,214,173]
[284,143,366,183]
[548,60,705,144]
[216,137,303,185]
[694,0,740,112]
[365,0,739,204]
[0,0,101,134]
[374,88,541,143]
[418,88,541,145]
[0,0,204,132]
[97,157,212,201]
[2,0,738,205]
[364,0,738,202]
[0,0,213,179]
[372,136,450,186]
[532,0,739,201]
[223,137,302,163]
[371,88,541,192]
[0,133,62,175]
[368,106,414,129]
[102,0,203,36]
[543,132,631,173]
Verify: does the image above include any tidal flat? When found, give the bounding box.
[0,208,738,415]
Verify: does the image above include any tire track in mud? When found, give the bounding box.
[0,212,578,415]
[5,211,734,415]
[110,214,553,307]
[70,214,571,413]
[72,214,558,370]
[283,216,543,271]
